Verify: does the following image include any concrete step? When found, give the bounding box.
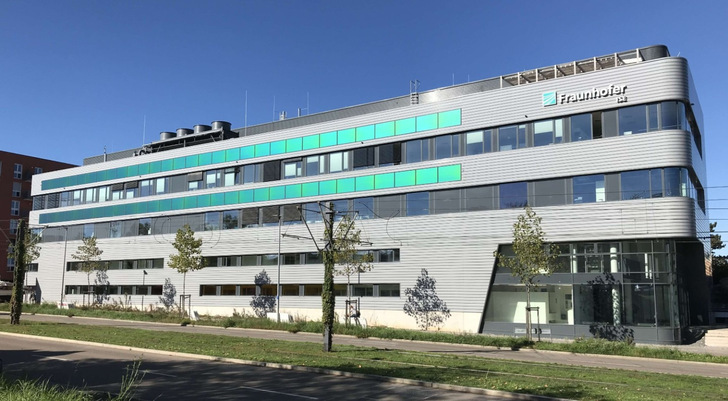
[705,329,728,347]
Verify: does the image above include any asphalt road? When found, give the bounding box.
[4,313,728,379]
[1,335,511,401]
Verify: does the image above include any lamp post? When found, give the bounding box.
[141,269,148,311]
[59,226,68,305]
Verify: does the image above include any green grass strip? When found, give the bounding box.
[0,321,726,401]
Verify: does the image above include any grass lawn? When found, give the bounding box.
[0,321,725,401]
[4,303,727,364]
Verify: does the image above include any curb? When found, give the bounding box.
[0,331,569,401]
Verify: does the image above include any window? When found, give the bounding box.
[329,151,349,173]
[12,182,21,197]
[156,177,167,194]
[432,189,460,214]
[9,220,18,235]
[263,161,280,182]
[377,249,400,262]
[10,200,20,216]
[222,210,239,229]
[188,172,203,191]
[378,195,401,218]
[379,284,400,297]
[498,125,526,150]
[378,143,401,166]
[436,134,458,159]
[621,170,650,200]
[533,119,563,147]
[573,175,605,204]
[261,254,278,266]
[243,164,259,184]
[352,284,373,297]
[83,223,95,238]
[650,169,663,198]
[205,170,220,188]
[241,255,258,266]
[570,114,592,142]
[260,206,279,226]
[305,155,324,176]
[465,186,495,211]
[13,164,22,179]
[241,208,259,228]
[282,284,299,296]
[204,212,220,231]
[533,179,567,206]
[353,197,374,219]
[306,252,322,264]
[283,254,301,265]
[664,168,682,197]
[499,182,528,209]
[223,168,237,186]
[284,160,303,178]
[405,139,429,163]
[405,192,429,216]
[140,180,153,197]
[138,218,152,235]
[34,167,43,175]
[353,147,375,170]
[619,105,647,135]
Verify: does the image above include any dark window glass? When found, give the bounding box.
[619,105,647,135]
[378,143,401,166]
[261,206,279,226]
[240,285,256,296]
[465,186,495,211]
[305,155,323,176]
[573,175,605,204]
[263,161,280,182]
[352,284,373,297]
[261,254,278,266]
[650,169,663,198]
[648,104,659,131]
[138,218,151,235]
[378,249,400,262]
[283,254,301,265]
[353,147,375,169]
[435,135,452,159]
[304,284,322,296]
[200,285,217,296]
[405,139,426,163]
[406,192,429,216]
[621,170,650,200]
[241,255,258,266]
[432,189,460,214]
[282,204,301,223]
[465,131,483,155]
[306,252,322,264]
[378,195,401,218]
[533,179,567,207]
[222,210,239,229]
[664,168,682,197]
[303,202,323,224]
[282,284,299,296]
[499,182,528,209]
[661,101,679,130]
[570,113,592,142]
[243,164,259,184]
[204,212,220,231]
[498,126,517,151]
[602,110,617,137]
[379,284,400,297]
[353,197,374,219]
[241,208,259,228]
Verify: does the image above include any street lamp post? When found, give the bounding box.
[277,214,281,323]
[141,269,148,311]
[59,226,68,305]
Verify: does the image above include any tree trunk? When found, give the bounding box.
[526,284,532,342]
[322,202,335,352]
[10,221,27,325]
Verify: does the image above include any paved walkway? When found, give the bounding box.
[3,313,728,379]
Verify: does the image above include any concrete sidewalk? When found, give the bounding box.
[3,313,728,379]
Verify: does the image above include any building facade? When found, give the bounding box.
[28,45,709,344]
[0,151,75,283]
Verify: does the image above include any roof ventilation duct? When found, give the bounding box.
[176,128,193,137]
[160,131,176,140]
[193,124,211,134]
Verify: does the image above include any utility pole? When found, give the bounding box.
[322,202,335,352]
[10,220,27,325]
[277,213,282,323]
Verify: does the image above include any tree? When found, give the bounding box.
[493,206,559,342]
[250,269,276,317]
[159,278,177,311]
[167,224,205,299]
[403,268,451,330]
[711,222,725,255]
[333,215,373,303]
[71,236,105,306]
[10,220,27,325]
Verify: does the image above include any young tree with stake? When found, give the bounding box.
[71,236,105,306]
[168,224,205,306]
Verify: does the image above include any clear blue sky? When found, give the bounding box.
[2,1,727,242]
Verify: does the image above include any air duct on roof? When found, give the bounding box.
[176,128,193,137]
[193,124,211,134]
[160,131,176,140]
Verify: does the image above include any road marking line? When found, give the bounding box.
[41,356,71,362]
[143,370,178,378]
[237,385,318,400]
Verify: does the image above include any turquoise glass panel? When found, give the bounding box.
[160,159,174,172]
[416,167,438,185]
[255,143,270,157]
[210,193,225,206]
[197,194,211,208]
[225,192,239,205]
[136,202,148,214]
[239,189,254,203]
[375,173,395,189]
[395,170,416,187]
[184,196,197,209]
[240,146,255,159]
[355,125,375,141]
[147,201,159,213]
[270,140,286,155]
[438,164,461,182]
[115,167,127,178]
[171,198,185,210]
[138,163,150,175]
[254,188,269,202]
[185,155,199,168]
[270,186,285,200]
[285,184,301,199]
[302,134,320,150]
[355,175,374,191]
[319,180,337,195]
[158,199,172,212]
[337,128,355,144]
[226,148,240,161]
[173,157,186,170]
[302,182,319,197]
[98,170,109,181]
[127,165,139,177]
[320,131,337,147]
[286,138,302,152]
[112,204,125,216]
[198,152,212,166]
[416,114,438,132]
[395,118,416,135]
[212,150,226,164]
[149,161,162,174]
[337,177,355,193]
[438,109,461,128]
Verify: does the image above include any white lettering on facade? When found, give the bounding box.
[558,84,627,105]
